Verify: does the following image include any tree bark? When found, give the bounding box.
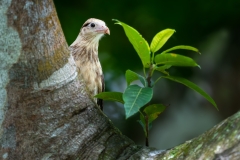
[0,0,239,160]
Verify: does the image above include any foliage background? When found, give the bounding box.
[54,0,240,149]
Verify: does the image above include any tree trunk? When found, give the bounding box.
[0,0,239,159]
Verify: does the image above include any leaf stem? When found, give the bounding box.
[145,114,149,147]
[151,51,155,64]
[143,67,146,78]
[147,69,152,87]
[146,64,155,87]
[152,76,163,86]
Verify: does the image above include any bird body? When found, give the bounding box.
[69,18,110,109]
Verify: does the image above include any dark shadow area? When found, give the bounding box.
[54,0,240,149]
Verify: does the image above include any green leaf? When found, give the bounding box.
[138,111,147,136]
[138,120,147,136]
[155,65,172,71]
[150,29,175,53]
[162,76,218,110]
[139,111,145,126]
[154,53,200,68]
[125,69,147,86]
[154,65,172,75]
[113,19,151,68]
[123,85,153,118]
[144,104,166,123]
[162,45,200,54]
[95,92,124,104]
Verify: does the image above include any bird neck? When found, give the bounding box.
[70,35,100,63]
[75,35,99,53]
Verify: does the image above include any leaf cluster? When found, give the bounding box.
[95,19,217,145]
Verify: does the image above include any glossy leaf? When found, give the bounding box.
[138,120,147,136]
[95,92,124,104]
[162,45,200,54]
[154,65,172,75]
[144,104,166,123]
[155,53,200,67]
[162,76,218,110]
[155,65,172,71]
[139,111,145,126]
[125,69,147,86]
[138,111,147,136]
[150,29,175,53]
[123,85,153,118]
[113,19,151,68]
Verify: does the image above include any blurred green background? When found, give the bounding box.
[54,0,240,149]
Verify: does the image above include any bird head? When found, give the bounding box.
[80,18,110,43]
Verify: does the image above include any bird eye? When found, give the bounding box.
[90,23,95,28]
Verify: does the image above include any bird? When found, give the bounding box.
[69,18,110,110]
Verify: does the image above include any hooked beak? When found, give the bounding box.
[97,26,110,35]
[105,27,110,35]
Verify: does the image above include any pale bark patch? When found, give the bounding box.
[0,0,21,134]
[33,55,77,91]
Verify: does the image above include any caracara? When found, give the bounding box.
[69,18,110,110]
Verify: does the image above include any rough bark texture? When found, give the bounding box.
[0,0,138,159]
[0,0,239,160]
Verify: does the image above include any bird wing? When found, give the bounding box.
[101,74,105,93]
[97,74,104,110]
